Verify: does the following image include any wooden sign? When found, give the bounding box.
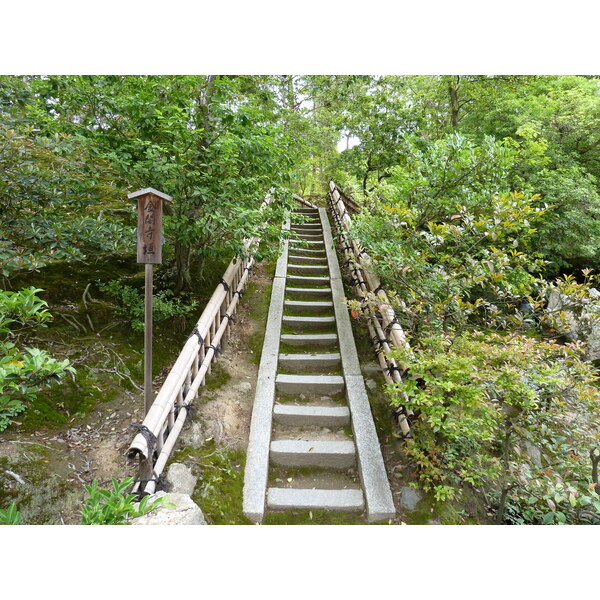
[128,187,172,264]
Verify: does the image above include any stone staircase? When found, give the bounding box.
[243,206,395,523]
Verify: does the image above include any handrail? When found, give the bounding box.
[327,180,413,437]
[128,192,317,495]
[337,187,362,214]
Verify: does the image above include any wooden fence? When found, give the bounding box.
[128,193,317,495]
[327,180,413,436]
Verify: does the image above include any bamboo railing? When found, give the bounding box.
[327,180,413,437]
[128,193,317,495]
[337,187,361,215]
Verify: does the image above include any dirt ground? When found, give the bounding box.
[0,262,271,524]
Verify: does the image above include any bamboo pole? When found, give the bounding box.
[140,264,252,494]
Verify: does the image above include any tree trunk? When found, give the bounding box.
[448,77,460,130]
[174,240,192,294]
[496,423,512,524]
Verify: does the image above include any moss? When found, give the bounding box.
[264,510,365,525]
[203,362,231,390]
[9,255,140,305]
[401,492,468,525]
[170,440,251,525]
[244,271,274,365]
[0,446,83,524]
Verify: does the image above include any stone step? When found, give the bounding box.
[290,216,321,226]
[287,263,329,275]
[290,225,323,233]
[284,300,333,313]
[270,440,356,468]
[282,315,336,330]
[288,248,327,257]
[291,216,320,222]
[286,274,330,286]
[275,373,345,394]
[294,209,320,215]
[273,404,350,427]
[285,287,332,298]
[280,333,338,347]
[290,239,324,247]
[294,233,324,241]
[267,487,364,512]
[288,255,328,265]
[278,352,341,370]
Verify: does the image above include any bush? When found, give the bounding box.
[0,287,75,430]
[98,279,198,332]
[389,332,600,522]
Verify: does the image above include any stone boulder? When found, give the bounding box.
[180,421,204,447]
[131,491,206,525]
[399,486,423,511]
[546,287,600,362]
[166,462,197,495]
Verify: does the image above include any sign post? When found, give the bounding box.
[128,187,172,416]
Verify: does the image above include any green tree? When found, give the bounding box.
[30,75,299,291]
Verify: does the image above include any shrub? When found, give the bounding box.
[0,287,75,430]
[389,332,600,522]
[98,280,198,332]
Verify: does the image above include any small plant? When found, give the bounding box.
[81,477,167,525]
[0,287,75,430]
[98,280,198,332]
[0,503,22,525]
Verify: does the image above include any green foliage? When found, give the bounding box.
[0,503,22,525]
[98,279,198,332]
[519,166,600,273]
[81,477,167,525]
[0,107,132,278]
[343,128,600,523]
[389,333,600,523]
[0,287,75,431]
[352,135,546,337]
[28,75,300,291]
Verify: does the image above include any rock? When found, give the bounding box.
[399,486,423,511]
[546,287,600,361]
[234,382,252,393]
[131,491,206,525]
[181,421,204,447]
[166,463,197,495]
[365,379,377,391]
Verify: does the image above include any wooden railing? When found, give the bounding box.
[128,193,317,495]
[327,180,413,437]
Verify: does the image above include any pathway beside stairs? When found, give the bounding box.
[243,206,395,523]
